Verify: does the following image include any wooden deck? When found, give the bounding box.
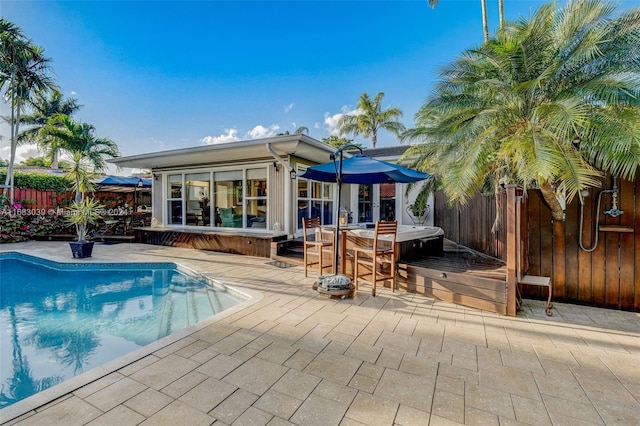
[398,241,508,315]
[273,237,510,315]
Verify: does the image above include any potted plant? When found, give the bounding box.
[67,197,103,258]
[407,191,430,225]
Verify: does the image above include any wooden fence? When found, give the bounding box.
[12,188,150,210]
[434,190,507,260]
[434,173,640,312]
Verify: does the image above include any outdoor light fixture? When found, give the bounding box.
[137,178,144,188]
[290,169,297,179]
[273,161,280,172]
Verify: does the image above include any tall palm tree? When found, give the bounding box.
[337,92,406,149]
[427,0,504,42]
[0,19,55,203]
[404,0,640,222]
[40,114,119,204]
[16,90,82,169]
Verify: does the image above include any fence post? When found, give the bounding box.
[506,184,518,316]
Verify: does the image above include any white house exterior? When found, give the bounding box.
[109,135,432,239]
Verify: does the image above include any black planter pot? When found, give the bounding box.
[69,241,95,259]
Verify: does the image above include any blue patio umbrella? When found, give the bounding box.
[298,145,431,277]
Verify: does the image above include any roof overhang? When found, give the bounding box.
[109,135,335,170]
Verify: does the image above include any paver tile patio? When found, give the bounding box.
[1,242,639,426]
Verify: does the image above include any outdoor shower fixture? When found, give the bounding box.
[579,175,623,252]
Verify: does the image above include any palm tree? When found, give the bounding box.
[337,92,406,149]
[16,90,82,169]
[40,114,119,204]
[0,19,55,203]
[404,0,640,222]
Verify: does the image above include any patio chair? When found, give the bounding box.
[353,220,397,296]
[303,217,335,277]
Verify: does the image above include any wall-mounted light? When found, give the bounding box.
[153,173,159,181]
[290,169,297,180]
[273,161,280,172]
[137,178,144,188]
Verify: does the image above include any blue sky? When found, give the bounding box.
[1,0,549,174]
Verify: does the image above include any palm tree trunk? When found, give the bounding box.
[539,180,565,221]
[4,70,17,203]
[481,0,489,42]
[11,96,23,203]
[371,131,377,149]
[498,0,504,29]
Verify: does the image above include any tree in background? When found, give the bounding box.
[337,92,406,149]
[40,114,119,204]
[404,0,640,223]
[15,90,82,169]
[322,135,364,150]
[0,19,55,203]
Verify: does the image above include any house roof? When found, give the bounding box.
[360,146,411,158]
[109,134,335,170]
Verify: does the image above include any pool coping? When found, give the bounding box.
[0,250,264,423]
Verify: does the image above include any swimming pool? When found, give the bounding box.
[0,252,248,408]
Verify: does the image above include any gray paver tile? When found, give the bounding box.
[395,404,430,425]
[11,396,102,426]
[313,380,358,406]
[303,352,362,386]
[511,394,551,425]
[197,353,244,379]
[223,357,288,395]
[344,392,398,425]
[271,369,321,400]
[254,389,303,419]
[348,374,378,393]
[432,389,464,423]
[478,365,540,400]
[290,393,348,426]
[179,376,237,413]
[231,406,273,426]
[464,407,500,425]
[160,370,209,399]
[124,387,174,417]
[85,405,145,426]
[465,383,514,419]
[130,354,200,390]
[282,349,316,370]
[84,377,147,412]
[374,368,435,412]
[209,388,258,424]
[140,400,215,426]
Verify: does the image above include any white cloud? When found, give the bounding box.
[1,144,41,164]
[200,128,240,145]
[247,124,280,139]
[324,106,361,135]
[284,102,294,113]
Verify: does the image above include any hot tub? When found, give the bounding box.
[346,225,444,260]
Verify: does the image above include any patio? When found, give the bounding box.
[1,241,639,425]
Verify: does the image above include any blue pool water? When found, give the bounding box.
[0,252,246,408]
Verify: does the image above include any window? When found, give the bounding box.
[358,184,372,223]
[215,170,243,228]
[167,174,183,225]
[380,183,396,221]
[298,175,333,228]
[245,168,267,228]
[185,173,210,226]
